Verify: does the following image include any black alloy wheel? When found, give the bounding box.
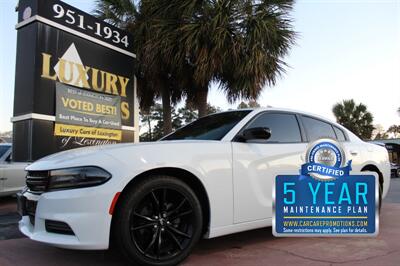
[113,176,203,266]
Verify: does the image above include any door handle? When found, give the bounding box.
[350,150,358,156]
[0,178,7,180]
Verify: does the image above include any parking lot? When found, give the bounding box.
[0,178,399,266]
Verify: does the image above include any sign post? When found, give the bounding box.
[12,0,138,162]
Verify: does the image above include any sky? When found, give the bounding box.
[0,0,399,133]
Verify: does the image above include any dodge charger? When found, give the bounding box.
[18,108,390,265]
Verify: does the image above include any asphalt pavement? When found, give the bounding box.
[0,177,399,265]
[383,177,400,203]
[0,196,23,241]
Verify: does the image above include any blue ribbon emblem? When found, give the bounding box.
[299,160,352,180]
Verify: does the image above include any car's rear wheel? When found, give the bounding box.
[113,175,203,266]
[397,168,400,178]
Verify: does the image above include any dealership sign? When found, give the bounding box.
[273,139,378,236]
[12,0,138,161]
[55,83,122,141]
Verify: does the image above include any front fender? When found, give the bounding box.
[104,142,234,231]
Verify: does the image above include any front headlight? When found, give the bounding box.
[48,166,111,191]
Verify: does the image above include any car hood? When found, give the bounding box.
[26,140,221,171]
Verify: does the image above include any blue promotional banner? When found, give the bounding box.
[273,174,378,236]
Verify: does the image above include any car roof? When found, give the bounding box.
[241,107,337,123]
[207,107,340,129]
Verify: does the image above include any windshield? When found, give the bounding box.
[162,110,251,141]
[0,145,10,158]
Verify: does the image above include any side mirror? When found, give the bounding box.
[238,127,271,142]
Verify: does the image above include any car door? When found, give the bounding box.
[232,112,307,223]
[1,152,28,194]
[0,146,12,192]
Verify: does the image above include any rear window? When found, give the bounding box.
[302,116,336,141]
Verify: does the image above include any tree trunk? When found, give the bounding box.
[147,116,152,140]
[196,87,209,118]
[161,86,172,135]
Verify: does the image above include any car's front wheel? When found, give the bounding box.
[112,175,203,266]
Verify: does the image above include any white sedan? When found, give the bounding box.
[18,108,390,265]
[0,143,28,196]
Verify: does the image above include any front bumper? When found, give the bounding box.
[18,186,114,250]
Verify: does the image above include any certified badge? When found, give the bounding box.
[301,138,352,181]
[273,138,378,237]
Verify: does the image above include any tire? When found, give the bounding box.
[112,175,203,266]
[397,168,400,178]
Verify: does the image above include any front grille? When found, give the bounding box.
[26,171,49,193]
[25,199,37,225]
[45,220,75,235]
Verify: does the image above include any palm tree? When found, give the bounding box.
[95,0,296,135]
[140,0,296,117]
[332,99,375,139]
[94,0,183,135]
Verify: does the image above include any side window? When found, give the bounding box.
[302,116,336,141]
[245,113,302,143]
[333,126,346,141]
